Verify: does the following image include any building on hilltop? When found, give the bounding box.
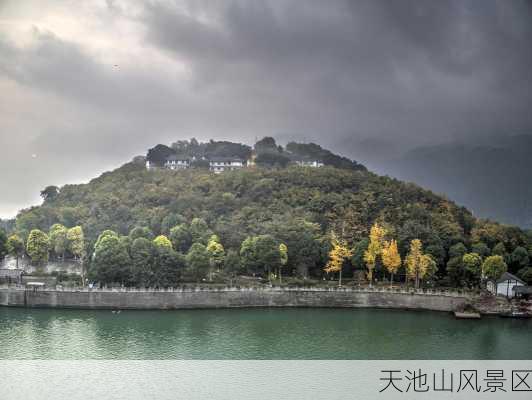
[164,154,191,170]
[145,146,324,173]
[146,155,191,170]
[288,154,324,168]
[209,157,246,173]
[146,154,246,173]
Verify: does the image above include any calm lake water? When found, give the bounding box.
[0,307,530,359]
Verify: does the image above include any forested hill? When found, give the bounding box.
[12,156,531,282]
[16,160,469,243]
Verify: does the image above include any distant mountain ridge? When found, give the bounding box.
[390,135,532,228]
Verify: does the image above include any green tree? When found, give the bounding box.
[94,230,118,249]
[0,229,7,260]
[6,234,24,267]
[240,237,260,275]
[517,267,532,284]
[91,231,131,284]
[240,235,280,278]
[185,242,210,281]
[49,223,68,260]
[40,185,59,201]
[446,242,468,287]
[67,226,85,260]
[509,246,529,273]
[26,229,50,266]
[169,224,193,253]
[224,249,242,286]
[492,242,507,258]
[482,255,507,281]
[129,226,154,241]
[462,252,482,287]
[152,246,185,287]
[190,218,213,245]
[160,214,186,235]
[471,242,490,258]
[425,244,445,269]
[351,239,369,271]
[449,242,467,259]
[129,237,156,287]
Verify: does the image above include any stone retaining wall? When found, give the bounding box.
[0,288,468,312]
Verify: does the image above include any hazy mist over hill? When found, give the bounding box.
[348,134,532,228]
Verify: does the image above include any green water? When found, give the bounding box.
[0,307,530,359]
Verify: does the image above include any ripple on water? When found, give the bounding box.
[0,307,530,359]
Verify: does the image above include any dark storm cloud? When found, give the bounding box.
[1,0,532,216]
[142,0,532,146]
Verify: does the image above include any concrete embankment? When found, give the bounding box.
[0,288,469,312]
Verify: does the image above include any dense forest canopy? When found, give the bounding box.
[3,138,532,287]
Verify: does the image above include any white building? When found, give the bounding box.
[209,157,245,173]
[164,155,191,170]
[487,272,526,298]
[294,159,324,168]
[288,153,324,168]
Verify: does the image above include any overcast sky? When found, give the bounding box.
[1,0,531,218]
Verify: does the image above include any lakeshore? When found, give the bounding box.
[1,286,470,312]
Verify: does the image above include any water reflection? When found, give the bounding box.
[0,308,530,359]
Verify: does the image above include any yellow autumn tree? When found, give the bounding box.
[405,239,433,288]
[324,232,352,287]
[381,239,401,287]
[363,223,387,286]
[279,243,288,284]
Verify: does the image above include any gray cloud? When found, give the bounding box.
[1,0,531,217]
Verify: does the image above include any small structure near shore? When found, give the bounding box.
[0,269,24,284]
[487,272,525,298]
[454,311,481,319]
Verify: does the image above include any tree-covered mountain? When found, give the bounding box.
[5,138,532,287]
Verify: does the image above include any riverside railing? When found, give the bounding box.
[0,283,472,298]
